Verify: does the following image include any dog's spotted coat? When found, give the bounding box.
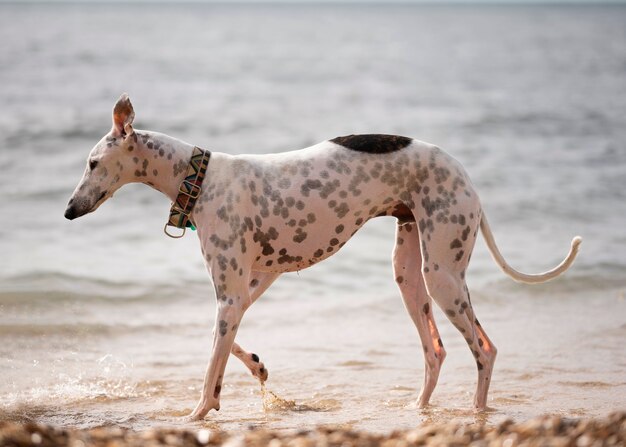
[65,95,581,420]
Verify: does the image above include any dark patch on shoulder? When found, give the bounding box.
[330,134,412,154]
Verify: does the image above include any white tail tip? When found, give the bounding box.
[572,236,583,249]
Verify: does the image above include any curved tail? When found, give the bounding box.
[480,212,582,284]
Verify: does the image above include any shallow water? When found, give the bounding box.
[1,2,625,432]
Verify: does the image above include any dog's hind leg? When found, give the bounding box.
[230,271,280,382]
[392,222,446,408]
[418,212,497,410]
[428,275,497,409]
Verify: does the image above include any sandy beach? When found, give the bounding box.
[1,413,624,446]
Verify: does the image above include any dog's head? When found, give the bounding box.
[64,94,138,220]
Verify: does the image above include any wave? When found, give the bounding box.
[1,127,105,150]
[479,265,626,298]
[464,110,614,138]
[0,271,211,305]
[1,376,163,411]
[2,186,73,202]
[2,259,624,309]
[0,321,201,338]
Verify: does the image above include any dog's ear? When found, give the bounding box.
[112,93,135,138]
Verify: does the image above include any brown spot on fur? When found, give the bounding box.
[450,239,462,249]
[219,320,228,336]
[390,203,415,223]
[293,229,307,243]
[461,226,471,241]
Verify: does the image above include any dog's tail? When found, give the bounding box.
[479,212,582,284]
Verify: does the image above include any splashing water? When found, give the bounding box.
[260,382,296,412]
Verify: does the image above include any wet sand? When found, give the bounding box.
[1,412,623,446]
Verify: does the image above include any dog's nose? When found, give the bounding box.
[64,204,77,220]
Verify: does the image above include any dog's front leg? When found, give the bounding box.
[188,286,247,420]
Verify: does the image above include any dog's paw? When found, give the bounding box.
[256,362,269,383]
[416,398,435,411]
[472,404,495,414]
[180,413,201,423]
[178,411,201,423]
[248,353,269,383]
[184,401,220,422]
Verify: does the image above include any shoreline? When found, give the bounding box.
[1,412,624,446]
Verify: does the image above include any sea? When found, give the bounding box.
[0,2,625,432]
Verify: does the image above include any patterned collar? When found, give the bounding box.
[164,147,210,238]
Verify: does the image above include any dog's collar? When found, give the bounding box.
[164,146,210,238]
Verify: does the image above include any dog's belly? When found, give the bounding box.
[249,198,413,274]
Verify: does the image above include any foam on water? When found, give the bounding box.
[1,2,625,432]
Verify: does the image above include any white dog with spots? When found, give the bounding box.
[65,95,581,419]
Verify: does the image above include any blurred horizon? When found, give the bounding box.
[2,0,626,4]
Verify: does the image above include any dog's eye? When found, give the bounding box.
[89,159,98,171]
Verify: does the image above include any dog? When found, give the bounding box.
[65,94,581,419]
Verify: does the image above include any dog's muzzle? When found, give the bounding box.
[65,191,107,220]
[64,199,78,220]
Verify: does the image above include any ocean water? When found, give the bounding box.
[1,2,625,432]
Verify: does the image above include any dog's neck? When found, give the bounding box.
[132,130,201,203]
